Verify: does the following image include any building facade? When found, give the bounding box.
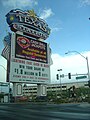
[23,81,89,99]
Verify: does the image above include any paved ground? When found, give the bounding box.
[0,102,90,120]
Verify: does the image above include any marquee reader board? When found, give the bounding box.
[10,33,50,84]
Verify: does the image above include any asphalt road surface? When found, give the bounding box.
[0,102,90,120]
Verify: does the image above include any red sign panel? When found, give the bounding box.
[15,34,48,63]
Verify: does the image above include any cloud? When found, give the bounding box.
[50,20,63,33]
[0,51,90,83]
[51,51,90,83]
[51,27,63,32]
[79,0,90,7]
[0,56,7,82]
[40,8,54,20]
[2,0,38,9]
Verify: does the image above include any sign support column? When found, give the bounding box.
[37,84,47,98]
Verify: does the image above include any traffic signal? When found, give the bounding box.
[68,73,71,79]
[88,80,90,87]
[56,74,59,80]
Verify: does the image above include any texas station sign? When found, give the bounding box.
[6,9,50,40]
[6,9,52,84]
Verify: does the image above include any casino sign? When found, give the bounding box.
[6,9,51,40]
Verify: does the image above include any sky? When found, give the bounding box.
[0,0,90,84]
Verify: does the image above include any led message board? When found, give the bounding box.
[15,34,48,63]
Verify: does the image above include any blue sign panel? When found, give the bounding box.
[6,9,50,40]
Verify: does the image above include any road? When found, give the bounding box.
[0,102,90,120]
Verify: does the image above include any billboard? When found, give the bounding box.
[5,9,52,84]
[15,34,48,63]
[10,33,50,84]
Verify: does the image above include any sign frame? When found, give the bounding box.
[10,33,50,84]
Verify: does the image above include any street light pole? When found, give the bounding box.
[65,51,90,80]
[0,65,7,71]
[86,57,90,80]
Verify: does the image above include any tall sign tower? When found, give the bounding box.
[2,9,52,99]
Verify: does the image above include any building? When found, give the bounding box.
[23,81,89,99]
[0,82,9,94]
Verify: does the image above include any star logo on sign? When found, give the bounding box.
[27,9,37,19]
[10,16,14,21]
